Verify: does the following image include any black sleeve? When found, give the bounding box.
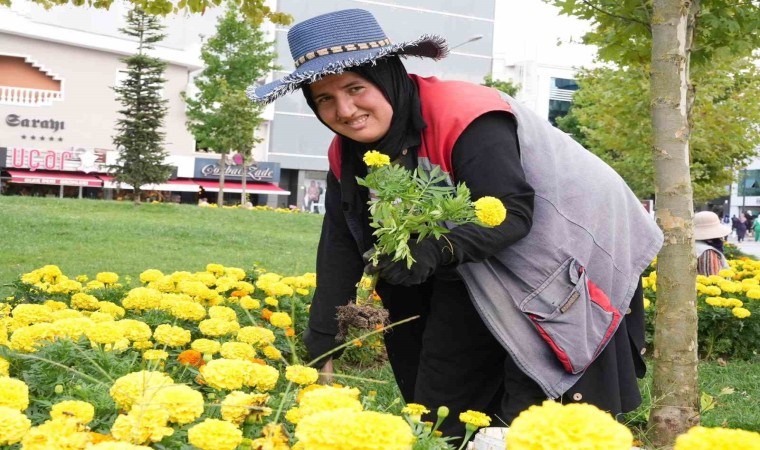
[445,111,535,263]
[303,170,365,364]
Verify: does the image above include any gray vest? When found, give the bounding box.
[440,94,663,398]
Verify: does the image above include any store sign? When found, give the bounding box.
[1,147,107,173]
[5,114,65,132]
[15,175,101,187]
[193,158,280,183]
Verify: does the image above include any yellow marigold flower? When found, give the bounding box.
[221,341,257,360]
[674,426,760,450]
[459,410,491,428]
[402,403,430,417]
[0,357,8,377]
[295,409,414,450]
[732,307,751,319]
[226,267,247,281]
[285,406,304,424]
[206,263,226,276]
[718,268,736,279]
[200,358,255,390]
[199,318,240,337]
[21,417,91,449]
[109,371,174,411]
[144,384,204,425]
[110,403,173,444]
[643,298,651,310]
[297,385,362,419]
[191,338,221,354]
[71,292,99,310]
[89,442,153,449]
[0,406,31,445]
[746,288,760,300]
[9,323,56,352]
[286,365,319,386]
[98,302,126,318]
[263,345,283,360]
[250,423,290,450]
[221,391,271,425]
[269,312,293,329]
[264,296,279,307]
[139,269,163,284]
[507,400,633,450]
[704,285,722,296]
[86,322,124,345]
[247,363,280,391]
[209,305,238,321]
[705,297,725,307]
[122,287,163,311]
[296,287,310,296]
[51,400,95,424]
[142,349,169,362]
[188,418,243,450]
[75,274,89,283]
[363,150,391,168]
[474,196,507,227]
[117,319,153,342]
[717,281,739,294]
[96,272,119,285]
[12,303,53,325]
[44,300,68,311]
[89,311,116,323]
[237,326,276,347]
[240,296,261,310]
[153,324,191,347]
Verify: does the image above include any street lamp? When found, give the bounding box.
[449,34,484,51]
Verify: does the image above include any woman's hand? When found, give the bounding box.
[319,358,334,384]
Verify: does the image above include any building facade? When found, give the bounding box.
[0,2,289,204]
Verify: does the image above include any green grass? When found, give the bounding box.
[0,196,323,296]
[1,196,756,441]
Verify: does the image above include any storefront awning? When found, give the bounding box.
[100,176,201,193]
[197,180,290,196]
[6,170,103,187]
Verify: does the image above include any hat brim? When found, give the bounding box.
[694,223,732,240]
[246,34,448,104]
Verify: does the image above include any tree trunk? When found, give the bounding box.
[134,189,141,206]
[218,155,226,206]
[648,0,701,446]
[241,162,248,206]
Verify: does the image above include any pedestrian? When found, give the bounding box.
[737,214,748,242]
[248,8,663,437]
[694,211,731,275]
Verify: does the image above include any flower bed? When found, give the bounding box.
[1,264,759,449]
[643,257,760,359]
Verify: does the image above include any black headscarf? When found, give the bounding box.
[302,56,426,213]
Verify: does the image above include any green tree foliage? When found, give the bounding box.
[110,7,174,205]
[558,59,760,202]
[482,74,520,97]
[184,1,275,205]
[1,0,292,25]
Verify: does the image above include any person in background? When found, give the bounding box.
[694,211,731,276]
[736,214,748,242]
[248,8,663,437]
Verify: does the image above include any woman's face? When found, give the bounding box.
[309,71,393,143]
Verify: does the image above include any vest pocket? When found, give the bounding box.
[520,257,622,374]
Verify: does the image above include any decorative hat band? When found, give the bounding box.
[294,38,392,68]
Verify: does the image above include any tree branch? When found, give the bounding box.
[580,0,650,26]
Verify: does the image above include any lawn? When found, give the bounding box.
[1,195,757,440]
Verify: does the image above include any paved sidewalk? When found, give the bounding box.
[726,235,760,259]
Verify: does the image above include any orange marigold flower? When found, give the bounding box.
[230,290,247,298]
[250,358,268,366]
[261,308,274,320]
[89,432,115,444]
[371,291,382,302]
[285,327,295,337]
[374,324,384,331]
[353,339,363,347]
[178,350,205,368]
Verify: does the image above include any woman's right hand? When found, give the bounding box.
[319,358,334,384]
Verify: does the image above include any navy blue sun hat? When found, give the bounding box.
[246,8,448,104]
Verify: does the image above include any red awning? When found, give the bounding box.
[6,170,102,187]
[197,180,290,195]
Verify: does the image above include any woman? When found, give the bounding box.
[694,211,731,275]
[248,9,663,437]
